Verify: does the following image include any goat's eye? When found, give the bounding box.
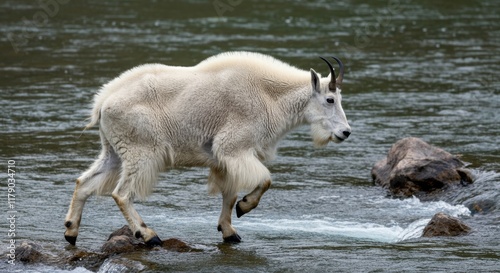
[326,98,335,104]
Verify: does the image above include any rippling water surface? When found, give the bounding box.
[1,0,499,272]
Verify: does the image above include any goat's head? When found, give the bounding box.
[305,56,351,147]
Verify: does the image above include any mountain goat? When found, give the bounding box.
[64,52,351,245]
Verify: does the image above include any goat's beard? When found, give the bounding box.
[310,122,331,148]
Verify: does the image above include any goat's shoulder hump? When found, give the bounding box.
[196,52,303,73]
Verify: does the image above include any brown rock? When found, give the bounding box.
[372,137,473,197]
[101,235,138,254]
[102,225,197,254]
[107,225,135,239]
[162,238,193,252]
[101,225,143,254]
[67,250,107,270]
[8,228,200,272]
[422,212,471,237]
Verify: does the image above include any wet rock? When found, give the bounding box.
[15,241,46,263]
[422,212,471,237]
[372,137,473,197]
[101,235,138,254]
[7,227,199,272]
[102,225,143,254]
[162,238,194,252]
[107,224,135,239]
[102,225,197,254]
[8,240,104,270]
[67,250,107,271]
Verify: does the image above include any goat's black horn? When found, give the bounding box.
[331,56,344,88]
[319,56,336,90]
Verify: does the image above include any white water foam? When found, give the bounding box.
[237,196,471,243]
[239,218,406,243]
[152,196,471,244]
[471,169,500,184]
[375,196,472,218]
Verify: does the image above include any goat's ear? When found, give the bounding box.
[310,69,321,93]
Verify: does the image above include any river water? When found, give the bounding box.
[1,0,499,272]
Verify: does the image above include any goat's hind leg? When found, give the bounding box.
[64,147,120,245]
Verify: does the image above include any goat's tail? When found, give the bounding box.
[85,103,101,130]
[84,87,111,130]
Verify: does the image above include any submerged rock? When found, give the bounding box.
[465,198,497,215]
[422,212,471,237]
[98,256,146,273]
[372,137,473,197]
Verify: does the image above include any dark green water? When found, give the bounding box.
[1,0,499,272]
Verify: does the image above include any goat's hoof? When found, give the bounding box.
[223,233,242,243]
[145,235,162,247]
[65,235,77,245]
[235,201,246,218]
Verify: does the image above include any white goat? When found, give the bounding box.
[64,52,351,245]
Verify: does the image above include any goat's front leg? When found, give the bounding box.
[218,191,241,243]
[111,191,162,246]
[111,169,162,246]
[235,179,271,218]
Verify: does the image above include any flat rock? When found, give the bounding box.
[422,212,471,237]
[4,228,199,272]
[371,137,473,197]
[162,238,194,252]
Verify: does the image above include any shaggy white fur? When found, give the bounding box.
[64,52,351,244]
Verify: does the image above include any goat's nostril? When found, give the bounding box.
[343,131,351,138]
